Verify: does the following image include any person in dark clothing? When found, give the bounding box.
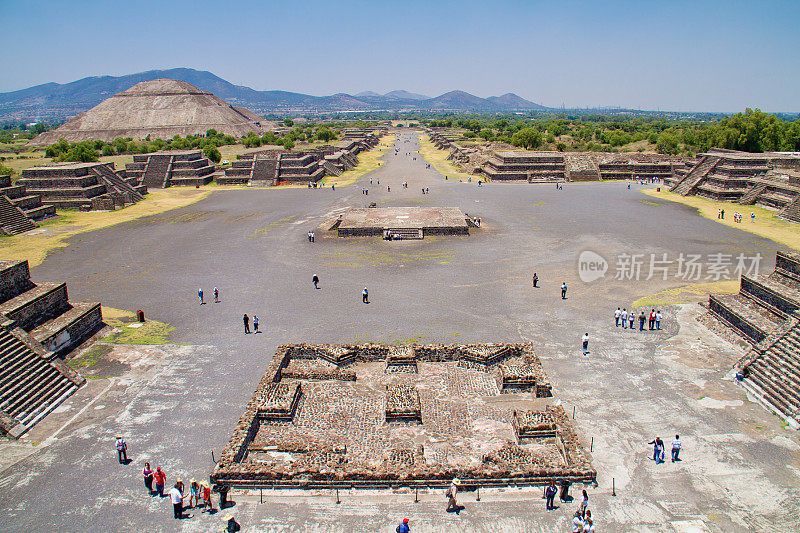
[243,314,250,334]
[532,273,538,287]
[223,515,241,532]
[545,480,557,510]
[561,282,567,299]
[312,274,319,289]
[362,287,369,304]
[639,311,646,331]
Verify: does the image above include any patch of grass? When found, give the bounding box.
[102,319,175,345]
[321,135,398,188]
[633,280,739,307]
[0,187,211,267]
[641,188,800,250]
[68,344,113,369]
[418,136,482,182]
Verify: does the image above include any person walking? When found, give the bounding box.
[143,462,154,494]
[532,273,538,288]
[115,436,128,464]
[362,287,369,304]
[396,518,410,532]
[243,314,250,334]
[671,434,682,462]
[649,309,656,330]
[201,481,214,512]
[621,308,628,329]
[615,307,621,327]
[579,489,589,518]
[639,311,646,331]
[655,310,662,330]
[581,333,589,356]
[169,482,188,519]
[153,467,166,497]
[213,287,219,303]
[583,511,594,533]
[545,480,557,510]
[253,315,259,334]
[629,311,635,329]
[313,274,319,289]
[189,479,201,508]
[198,288,204,305]
[648,437,664,464]
[446,478,460,512]
[223,514,241,532]
[310,231,315,243]
[561,282,568,299]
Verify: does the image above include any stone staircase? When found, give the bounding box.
[0,174,55,233]
[141,155,173,189]
[779,194,800,223]
[738,182,768,205]
[387,228,423,240]
[91,163,145,202]
[671,155,719,195]
[0,324,85,437]
[322,160,342,176]
[0,195,37,235]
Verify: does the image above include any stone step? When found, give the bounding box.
[0,282,70,331]
[708,294,778,343]
[740,275,800,315]
[0,195,36,235]
[30,302,103,353]
[23,204,56,220]
[18,381,78,429]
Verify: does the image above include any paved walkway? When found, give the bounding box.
[0,132,797,532]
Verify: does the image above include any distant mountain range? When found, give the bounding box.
[0,68,547,120]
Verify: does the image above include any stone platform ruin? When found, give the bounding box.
[211,343,595,491]
[331,207,472,238]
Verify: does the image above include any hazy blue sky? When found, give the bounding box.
[1,0,798,112]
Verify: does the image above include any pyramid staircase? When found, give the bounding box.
[0,175,56,235]
[0,195,37,236]
[738,182,769,205]
[779,194,800,223]
[141,155,173,189]
[670,155,719,195]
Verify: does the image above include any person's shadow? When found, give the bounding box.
[121,458,132,465]
[446,504,465,514]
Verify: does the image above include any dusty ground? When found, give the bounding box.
[0,131,797,532]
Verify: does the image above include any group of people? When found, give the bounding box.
[421,187,430,194]
[197,287,219,305]
[125,442,240,529]
[242,313,259,334]
[731,211,754,223]
[614,307,662,331]
[571,490,594,532]
[648,435,682,464]
[306,231,316,242]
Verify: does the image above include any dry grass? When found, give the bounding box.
[418,136,481,182]
[641,188,800,250]
[633,280,739,307]
[320,134,397,188]
[0,187,211,267]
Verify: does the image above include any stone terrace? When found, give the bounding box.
[211,343,591,492]
[124,150,215,188]
[17,162,145,211]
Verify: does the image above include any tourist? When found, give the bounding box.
[243,314,250,334]
[224,514,241,532]
[671,434,682,462]
[615,307,621,327]
[169,482,188,519]
[388,186,391,192]
[628,311,634,329]
[115,435,128,464]
[639,311,646,331]
[572,510,584,533]
[751,212,755,222]
[396,518,410,532]
[143,462,154,494]
[201,481,214,512]
[720,208,725,219]
[579,489,589,518]
[310,231,315,243]
[189,479,201,508]
[214,287,219,303]
[621,308,628,329]
[153,467,166,497]
[198,288,204,305]
[426,187,429,194]
[446,478,460,512]
[581,333,589,355]
[648,437,664,464]
[253,315,259,334]
[312,274,319,289]
[649,309,655,330]
[545,480,557,510]
[532,272,539,288]
[308,230,312,241]
[362,287,369,304]
[561,282,568,299]
[583,511,594,533]
[655,310,662,329]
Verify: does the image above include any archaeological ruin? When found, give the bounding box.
[17,162,146,211]
[124,150,215,188]
[0,259,101,437]
[211,343,595,492]
[707,250,800,427]
[0,175,55,235]
[669,148,800,222]
[31,79,268,144]
[331,207,473,238]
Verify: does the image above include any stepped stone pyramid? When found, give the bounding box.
[18,162,146,210]
[31,78,266,144]
[0,175,56,235]
[707,250,800,427]
[669,149,800,220]
[0,260,102,437]
[124,150,215,188]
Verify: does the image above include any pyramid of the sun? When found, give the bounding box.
[32,79,266,144]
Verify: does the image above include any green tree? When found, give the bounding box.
[206,128,218,138]
[204,145,222,163]
[511,128,543,150]
[283,138,295,150]
[656,132,680,155]
[284,119,294,127]
[316,127,335,142]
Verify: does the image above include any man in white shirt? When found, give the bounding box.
[672,434,682,462]
[169,483,187,519]
[614,307,621,327]
[572,509,584,532]
[582,333,589,356]
[621,309,628,329]
[656,310,662,330]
